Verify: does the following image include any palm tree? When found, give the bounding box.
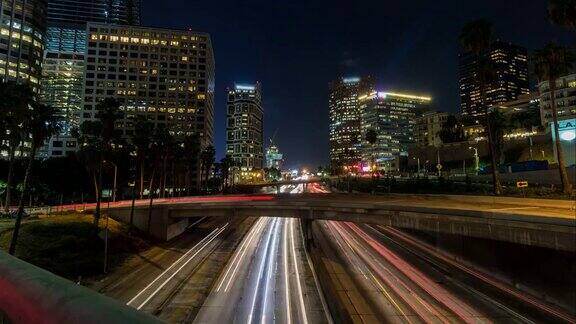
[0,82,34,212]
[459,19,503,195]
[534,44,574,194]
[9,103,60,254]
[200,145,216,190]
[439,115,465,144]
[183,135,201,193]
[548,0,576,30]
[220,155,233,191]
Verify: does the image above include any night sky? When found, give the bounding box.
[142,0,573,169]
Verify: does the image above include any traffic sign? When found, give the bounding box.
[516,181,528,188]
[436,164,442,170]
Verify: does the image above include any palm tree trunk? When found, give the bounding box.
[549,81,573,194]
[4,146,16,213]
[139,159,144,199]
[481,85,502,195]
[93,158,103,227]
[146,167,157,234]
[8,144,36,255]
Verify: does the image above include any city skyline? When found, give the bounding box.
[142,0,573,168]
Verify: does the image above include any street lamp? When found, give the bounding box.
[412,157,420,176]
[103,160,118,202]
[469,146,479,174]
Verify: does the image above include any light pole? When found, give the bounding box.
[103,160,118,202]
[412,157,420,176]
[469,146,479,174]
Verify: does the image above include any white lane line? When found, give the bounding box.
[247,218,277,324]
[283,219,292,324]
[132,224,228,310]
[187,216,207,229]
[127,226,223,306]
[290,218,309,324]
[488,206,540,211]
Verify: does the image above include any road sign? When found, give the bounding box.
[436,164,442,170]
[516,181,528,188]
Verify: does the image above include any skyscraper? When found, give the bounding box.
[226,83,264,182]
[459,41,529,118]
[328,76,375,169]
[81,23,215,143]
[39,0,141,157]
[360,91,431,171]
[0,0,47,92]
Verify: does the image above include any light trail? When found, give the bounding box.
[215,218,266,292]
[379,226,576,323]
[127,224,228,310]
[282,218,292,324]
[260,218,282,324]
[289,218,309,324]
[247,218,278,324]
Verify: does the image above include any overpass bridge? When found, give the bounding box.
[105,193,576,252]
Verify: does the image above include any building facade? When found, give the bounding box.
[360,91,431,171]
[226,83,264,181]
[39,0,141,157]
[328,76,375,169]
[414,111,449,147]
[538,73,576,126]
[265,141,283,169]
[459,41,529,118]
[80,23,215,144]
[0,0,47,92]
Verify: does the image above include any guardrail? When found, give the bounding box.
[0,251,161,323]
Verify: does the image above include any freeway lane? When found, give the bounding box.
[194,185,329,323]
[194,217,328,323]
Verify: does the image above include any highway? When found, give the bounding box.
[310,183,576,323]
[194,185,330,323]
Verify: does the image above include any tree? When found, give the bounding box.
[183,135,201,193]
[200,145,216,190]
[9,103,60,254]
[534,44,574,194]
[0,82,34,212]
[548,0,576,30]
[459,19,503,195]
[132,117,154,199]
[220,155,233,190]
[77,98,123,227]
[439,115,465,144]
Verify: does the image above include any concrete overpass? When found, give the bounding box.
[106,194,576,252]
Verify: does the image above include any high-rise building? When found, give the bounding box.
[414,111,450,147]
[81,23,215,143]
[328,76,375,169]
[360,91,431,171]
[459,41,529,118]
[226,83,264,181]
[0,0,47,92]
[265,141,283,169]
[538,73,576,125]
[39,0,141,157]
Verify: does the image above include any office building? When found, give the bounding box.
[538,73,576,125]
[265,141,283,169]
[360,91,431,171]
[459,41,529,118]
[226,83,264,183]
[81,22,215,144]
[39,0,141,157]
[328,76,375,169]
[414,111,449,147]
[0,0,47,92]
